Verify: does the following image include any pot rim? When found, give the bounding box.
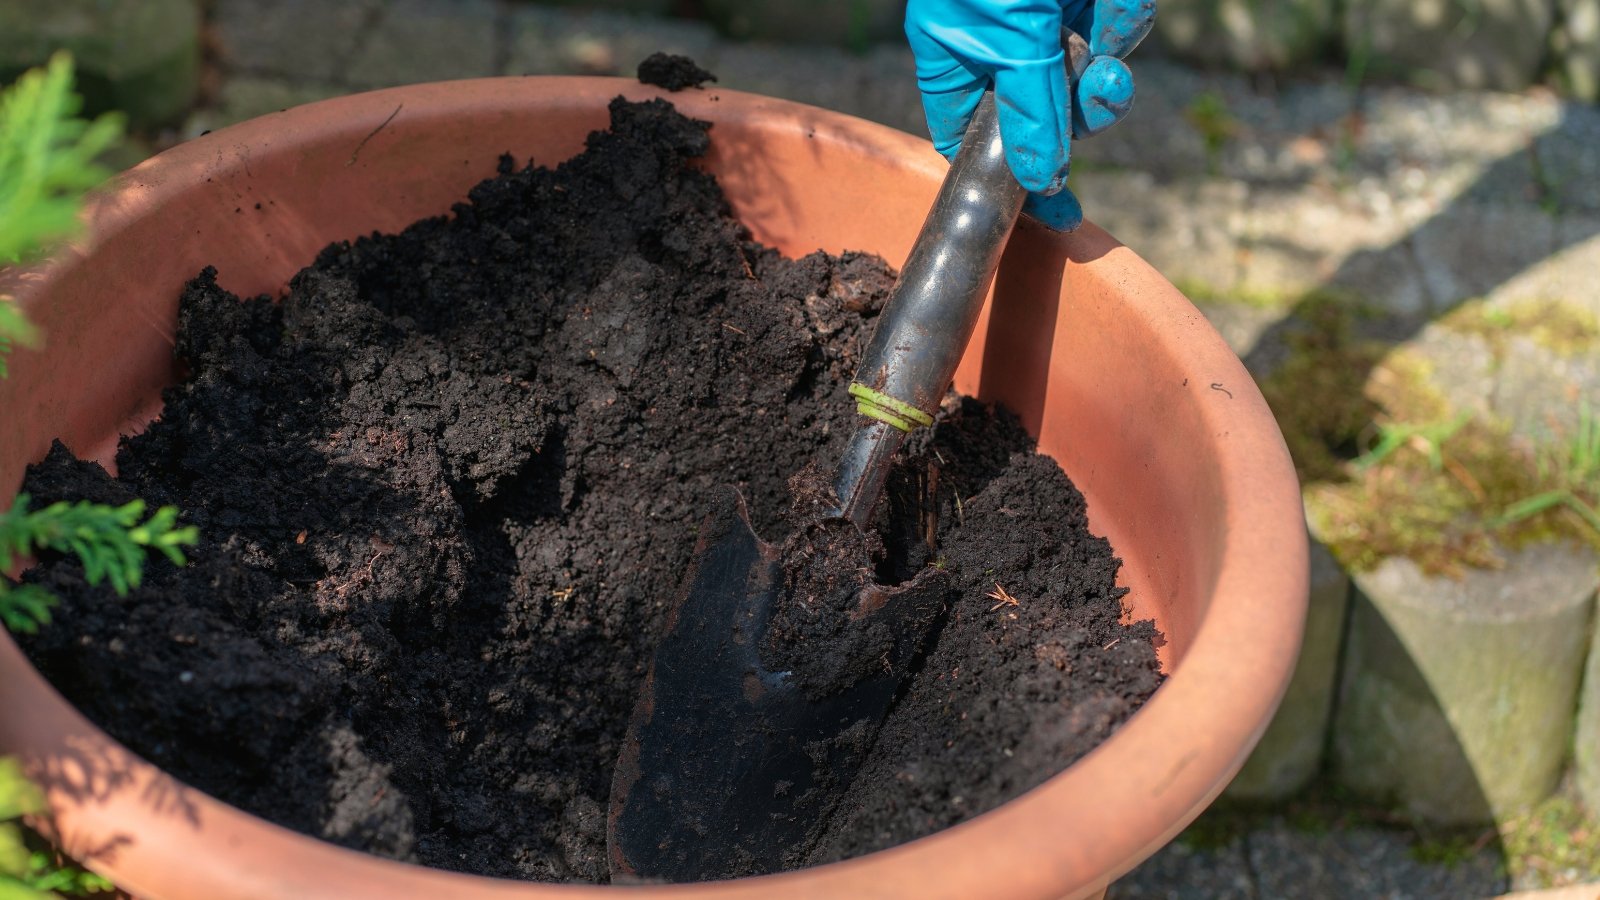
[0,77,1309,900]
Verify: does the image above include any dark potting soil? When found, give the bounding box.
[636,52,717,92]
[16,93,1163,882]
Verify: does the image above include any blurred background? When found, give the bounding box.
[3,0,1598,896]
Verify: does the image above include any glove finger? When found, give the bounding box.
[991,54,1073,195]
[1072,55,1134,138]
[1022,186,1085,232]
[919,80,988,163]
[1084,0,1156,59]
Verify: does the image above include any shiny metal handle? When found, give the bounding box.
[833,92,1027,528]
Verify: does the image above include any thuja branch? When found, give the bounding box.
[0,495,198,633]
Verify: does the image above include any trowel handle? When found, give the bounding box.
[833,92,1028,528]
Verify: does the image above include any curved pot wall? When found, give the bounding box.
[0,78,1308,900]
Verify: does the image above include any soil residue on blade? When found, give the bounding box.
[16,83,1163,884]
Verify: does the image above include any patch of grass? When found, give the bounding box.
[1499,794,1600,888]
[1255,291,1599,574]
[1439,298,1600,359]
[1184,90,1237,176]
[1175,278,1312,313]
[1409,831,1487,868]
[1308,408,1600,576]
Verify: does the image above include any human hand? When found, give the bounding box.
[906,0,1156,231]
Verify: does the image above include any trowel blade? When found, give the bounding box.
[607,487,933,883]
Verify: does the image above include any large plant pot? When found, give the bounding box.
[0,78,1308,899]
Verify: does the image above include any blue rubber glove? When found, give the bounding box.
[907,0,1155,231]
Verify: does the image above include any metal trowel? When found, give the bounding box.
[608,89,1028,883]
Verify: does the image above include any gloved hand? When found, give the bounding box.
[906,0,1156,231]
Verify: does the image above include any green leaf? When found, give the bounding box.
[0,585,54,635]
[0,872,57,900]
[1493,490,1570,527]
[0,760,42,821]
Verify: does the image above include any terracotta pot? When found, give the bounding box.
[0,78,1308,899]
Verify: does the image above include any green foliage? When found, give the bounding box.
[0,53,123,266]
[1499,794,1600,888]
[1257,295,1386,483]
[0,760,111,898]
[1493,403,1600,538]
[0,494,197,634]
[1183,90,1237,175]
[0,54,168,900]
[1439,297,1600,358]
[0,53,122,377]
[1310,409,1600,576]
[1353,412,1471,472]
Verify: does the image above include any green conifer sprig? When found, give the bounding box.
[0,51,122,379]
[0,52,123,265]
[0,495,198,633]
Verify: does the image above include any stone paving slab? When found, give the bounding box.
[212,0,380,83]
[344,0,501,87]
[1109,815,1511,899]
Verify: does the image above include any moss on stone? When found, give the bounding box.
[1439,297,1600,359]
[1307,412,1600,576]
[1176,278,1307,312]
[1257,294,1388,483]
[1499,794,1600,888]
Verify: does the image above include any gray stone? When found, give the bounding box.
[182,78,347,139]
[1485,217,1600,319]
[1105,834,1255,899]
[1069,58,1214,181]
[0,0,202,127]
[1333,543,1598,825]
[1155,0,1337,72]
[1191,301,1288,358]
[1406,324,1499,423]
[1534,104,1600,216]
[852,45,928,139]
[1225,536,1350,802]
[504,6,718,77]
[1490,330,1600,443]
[1236,188,1431,315]
[1072,174,1246,296]
[1244,818,1509,897]
[1326,240,1435,318]
[1344,0,1556,92]
[1554,0,1600,102]
[1411,203,1558,310]
[343,0,499,88]
[213,0,379,82]
[700,0,905,48]
[1580,610,1600,818]
[533,0,679,16]
[705,41,886,125]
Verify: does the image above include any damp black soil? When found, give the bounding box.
[17,94,1163,882]
[636,52,716,91]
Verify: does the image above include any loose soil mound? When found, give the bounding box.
[19,94,1162,882]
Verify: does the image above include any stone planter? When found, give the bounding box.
[1333,543,1598,825]
[1343,0,1554,92]
[1225,535,1351,802]
[1578,603,1600,816]
[1155,0,1336,72]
